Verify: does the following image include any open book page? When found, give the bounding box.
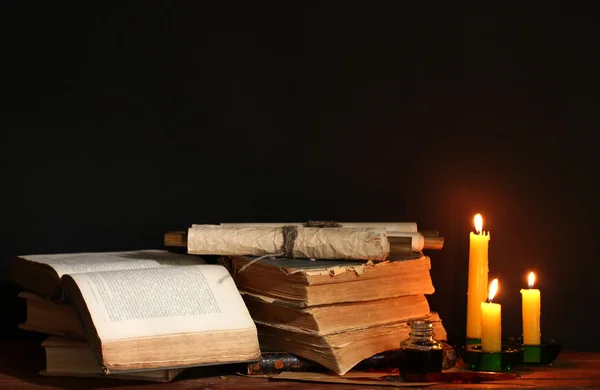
[68,264,255,341]
[20,250,205,277]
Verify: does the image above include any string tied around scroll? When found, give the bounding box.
[237,225,299,274]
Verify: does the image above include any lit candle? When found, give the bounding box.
[466,213,490,340]
[481,278,502,352]
[520,272,541,345]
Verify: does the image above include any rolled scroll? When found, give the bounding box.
[215,223,424,251]
[187,225,390,261]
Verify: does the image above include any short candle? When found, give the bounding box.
[481,278,502,353]
[520,272,541,345]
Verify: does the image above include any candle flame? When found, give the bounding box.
[488,278,498,302]
[474,213,483,234]
[528,272,535,288]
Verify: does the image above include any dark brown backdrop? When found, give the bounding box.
[1,2,598,350]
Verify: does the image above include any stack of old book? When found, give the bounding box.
[167,221,447,375]
[5,250,261,382]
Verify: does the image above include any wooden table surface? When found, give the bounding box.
[1,338,599,389]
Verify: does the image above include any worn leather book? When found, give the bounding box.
[222,254,434,306]
[255,312,447,375]
[17,291,85,340]
[247,345,457,374]
[242,292,431,335]
[41,336,183,382]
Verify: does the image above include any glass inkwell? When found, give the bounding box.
[398,320,444,377]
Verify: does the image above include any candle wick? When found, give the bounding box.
[486,298,492,304]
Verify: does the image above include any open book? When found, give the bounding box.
[8,250,260,372]
[61,263,261,373]
[6,250,206,299]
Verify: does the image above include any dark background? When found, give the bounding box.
[1,3,598,350]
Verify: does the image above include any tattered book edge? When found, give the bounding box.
[226,254,427,277]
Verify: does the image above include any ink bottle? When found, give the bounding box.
[399,320,444,375]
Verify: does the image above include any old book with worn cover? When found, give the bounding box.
[60,263,260,373]
[18,291,85,340]
[224,253,434,306]
[256,312,447,375]
[242,292,431,335]
[6,250,206,299]
[41,336,183,382]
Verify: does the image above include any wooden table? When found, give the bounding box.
[1,338,599,389]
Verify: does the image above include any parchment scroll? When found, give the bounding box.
[187,225,390,261]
